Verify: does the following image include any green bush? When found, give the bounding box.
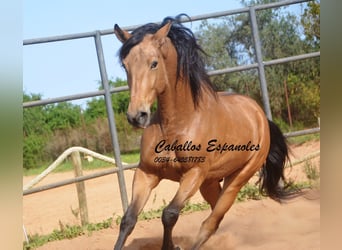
[23,134,48,169]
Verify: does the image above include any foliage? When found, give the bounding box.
[83,97,106,122]
[287,133,320,146]
[23,134,47,169]
[110,78,130,114]
[301,0,320,49]
[23,93,50,169]
[23,218,114,249]
[196,0,320,127]
[236,183,263,202]
[23,78,139,170]
[45,102,82,130]
[303,160,320,182]
[23,201,210,249]
[23,93,49,136]
[286,72,320,124]
[83,78,130,122]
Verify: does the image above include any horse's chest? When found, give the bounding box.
[140,137,207,176]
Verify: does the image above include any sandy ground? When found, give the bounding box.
[23,140,320,249]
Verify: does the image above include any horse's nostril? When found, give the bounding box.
[139,111,148,118]
[127,111,150,128]
[136,111,148,124]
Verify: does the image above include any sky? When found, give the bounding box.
[23,0,304,108]
[23,0,244,107]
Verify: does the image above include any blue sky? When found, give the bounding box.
[23,0,244,106]
[23,0,304,107]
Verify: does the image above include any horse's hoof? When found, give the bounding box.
[174,246,183,250]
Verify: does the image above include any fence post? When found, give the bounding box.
[71,151,89,226]
[94,31,129,212]
[249,6,273,120]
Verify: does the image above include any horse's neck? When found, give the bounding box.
[156,41,211,134]
[156,79,211,135]
[157,79,191,120]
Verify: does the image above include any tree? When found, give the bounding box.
[196,0,320,127]
[82,78,141,153]
[83,97,106,122]
[44,102,82,130]
[84,78,130,122]
[23,92,84,168]
[23,93,49,136]
[23,93,50,169]
[301,0,320,49]
[111,78,130,114]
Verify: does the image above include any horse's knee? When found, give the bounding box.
[162,206,179,228]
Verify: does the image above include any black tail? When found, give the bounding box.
[259,120,289,201]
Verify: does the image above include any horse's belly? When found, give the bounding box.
[204,154,253,180]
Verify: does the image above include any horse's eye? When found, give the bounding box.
[150,61,158,69]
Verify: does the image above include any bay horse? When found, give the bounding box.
[113,16,289,250]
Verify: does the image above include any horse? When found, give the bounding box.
[113,16,289,250]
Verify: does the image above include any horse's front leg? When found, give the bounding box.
[161,167,205,250]
[114,167,160,250]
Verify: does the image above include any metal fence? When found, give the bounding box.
[23,0,320,213]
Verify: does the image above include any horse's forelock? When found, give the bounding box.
[119,23,160,61]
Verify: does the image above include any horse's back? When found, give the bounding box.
[217,92,267,125]
[218,92,260,107]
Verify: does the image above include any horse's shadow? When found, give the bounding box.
[124,236,193,250]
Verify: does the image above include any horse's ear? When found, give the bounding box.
[114,24,132,43]
[154,21,172,45]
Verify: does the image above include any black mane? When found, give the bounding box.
[118,15,216,106]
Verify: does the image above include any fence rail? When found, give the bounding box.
[23,162,137,196]
[23,146,135,191]
[23,51,320,108]
[23,0,308,46]
[23,0,320,214]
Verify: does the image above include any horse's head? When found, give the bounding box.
[114,22,173,128]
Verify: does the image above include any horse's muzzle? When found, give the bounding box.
[126,110,150,128]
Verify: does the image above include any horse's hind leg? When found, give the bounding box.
[161,167,205,250]
[200,180,222,209]
[114,168,159,250]
[191,168,257,250]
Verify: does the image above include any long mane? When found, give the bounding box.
[118,15,216,106]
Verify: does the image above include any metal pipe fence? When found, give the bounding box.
[94,31,129,211]
[23,0,320,214]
